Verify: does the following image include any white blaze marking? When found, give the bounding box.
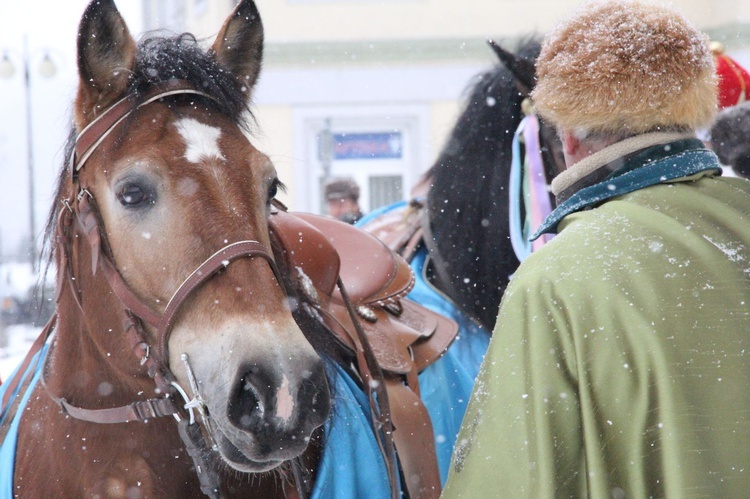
[276,374,295,424]
[175,118,225,164]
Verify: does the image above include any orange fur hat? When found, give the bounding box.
[532,0,717,135]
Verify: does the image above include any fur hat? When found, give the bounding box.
[711,42,750,109]
[324,177,360,201]
[532,0,717,135]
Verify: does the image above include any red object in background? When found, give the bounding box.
[712,41,750,109]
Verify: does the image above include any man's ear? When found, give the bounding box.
[561,129,580,157]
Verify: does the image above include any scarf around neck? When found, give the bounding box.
[531,134,722,240]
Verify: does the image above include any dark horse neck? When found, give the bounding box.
[425,71,526,331]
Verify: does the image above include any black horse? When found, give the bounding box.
[362,39,565,332]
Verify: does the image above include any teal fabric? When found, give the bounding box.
[357,202,491,483]
[311,362,399,498]
[0,346,48,499]
[532,144,721,239]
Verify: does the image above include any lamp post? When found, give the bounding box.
[0,36,57,272]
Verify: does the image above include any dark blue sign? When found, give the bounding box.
[325,132,403,160]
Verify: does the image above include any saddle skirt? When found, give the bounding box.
[268,206,458,498]
[357,200,492,482]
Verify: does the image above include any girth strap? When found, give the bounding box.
[386,378,441,497]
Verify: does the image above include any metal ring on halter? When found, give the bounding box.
[170,381,197,425]
[180,353,215,437]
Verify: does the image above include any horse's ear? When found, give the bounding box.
[75,0,136,127]
[487,39,536,96]
[211,0,264,93]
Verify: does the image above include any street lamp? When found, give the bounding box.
[0,38,57,272]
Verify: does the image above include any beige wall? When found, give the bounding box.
[192,1,749,43]
[183,0,750,210]
[190,1,750,64]
[250,105,297,205]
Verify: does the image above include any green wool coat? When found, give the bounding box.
[443,172,750,498]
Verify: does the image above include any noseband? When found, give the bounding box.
[44,80,288,497]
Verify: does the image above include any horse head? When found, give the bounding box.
[50,0,329,475]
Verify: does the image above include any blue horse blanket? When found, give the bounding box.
[357,201,491,483]
[0,346,48,499]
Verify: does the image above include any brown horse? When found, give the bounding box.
[11,0,332,496]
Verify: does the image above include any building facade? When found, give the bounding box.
[142,0,750,213]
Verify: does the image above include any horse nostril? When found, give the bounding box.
[240,378,263,425]
[229,365,271,430]
[300,363,331,426]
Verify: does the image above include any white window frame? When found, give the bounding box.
[292,104,431,214]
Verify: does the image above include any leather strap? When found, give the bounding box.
[385,378,442,498]
[156,240,285,361]
[75,191,284,365]
[178,419,221,499]
[336,277,400,499]
[72,80,216,173]
[52,393,180,424]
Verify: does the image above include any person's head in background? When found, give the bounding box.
[711,101,750,179]
[324,177,364,224]
[708,42,750,179]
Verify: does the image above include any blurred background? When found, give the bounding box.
[0,0,748,352]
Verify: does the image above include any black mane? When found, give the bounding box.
[129,34,250,123]
[424,39,541,330]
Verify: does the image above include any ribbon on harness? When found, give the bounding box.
[509,114,555,262]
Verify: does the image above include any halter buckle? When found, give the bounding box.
[139,344,150,366]
[77,188,93,203]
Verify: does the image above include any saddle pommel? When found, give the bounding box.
[268,208,457,376]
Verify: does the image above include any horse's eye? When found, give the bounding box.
[267,179,285,205]
[117,184,152,208]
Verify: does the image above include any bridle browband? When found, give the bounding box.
[43,79,292,498]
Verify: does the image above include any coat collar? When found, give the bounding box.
[531,138,722,240]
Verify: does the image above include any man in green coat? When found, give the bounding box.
[444,1,750,497]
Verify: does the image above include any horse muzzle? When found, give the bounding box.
[214,357,331,472]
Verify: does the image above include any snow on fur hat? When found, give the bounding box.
[532,0,717,135]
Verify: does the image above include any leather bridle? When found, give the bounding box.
[45,79,290,498]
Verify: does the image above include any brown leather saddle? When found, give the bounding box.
[268,204,457,499]
[357,199,426,263]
